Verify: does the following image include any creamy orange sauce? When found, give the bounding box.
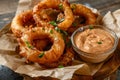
[74,28,115,54]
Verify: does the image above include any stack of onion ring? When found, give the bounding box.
[11,0,98,68]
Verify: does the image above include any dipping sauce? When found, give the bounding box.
[71,25,118,63]
[74,28,115,54]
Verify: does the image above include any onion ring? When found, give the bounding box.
[33,0,74,31]
[11,10,36,37]
[18,27,65,64]
[68,4,97,34]
[71,4,97,25]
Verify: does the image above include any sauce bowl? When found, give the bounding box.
[71,25,118,63]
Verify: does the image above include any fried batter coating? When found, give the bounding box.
[11,10,36,37]
[40,48,74,68]
[68,4,97,34]
[18,27,65,64]
[33,0,74,31]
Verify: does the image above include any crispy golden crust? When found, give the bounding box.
[40,48,74,68]
[11,10,36,37]
[19,27,65,64]
[72,4,97,25]
[33,0,74,31]
[33,0,61,27]
[68,4,97,34]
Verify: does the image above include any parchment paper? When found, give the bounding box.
[102,9,120,50]
[0,0,120,80]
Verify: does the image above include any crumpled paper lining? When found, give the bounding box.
[0,32,103,79]
[0,0,120,80]
[102,9,120,38]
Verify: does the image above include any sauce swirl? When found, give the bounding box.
[74,28,114,54]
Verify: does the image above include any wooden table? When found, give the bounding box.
[0,0,120,80]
